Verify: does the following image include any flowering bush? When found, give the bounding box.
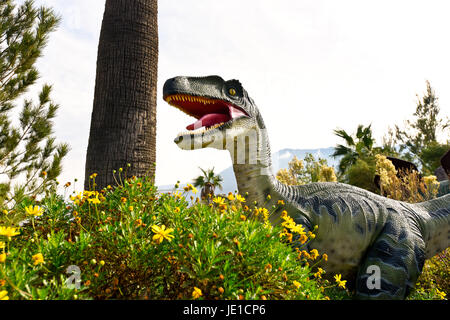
[0,171,349,300]
[375,154,440,202]
[276,154,337,186]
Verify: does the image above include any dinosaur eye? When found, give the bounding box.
[228,88,236,96]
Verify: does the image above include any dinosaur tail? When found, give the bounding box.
[414,194,450,259]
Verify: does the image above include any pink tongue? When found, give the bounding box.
[186,113,230,130]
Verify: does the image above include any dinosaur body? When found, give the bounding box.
[163,75,450,299]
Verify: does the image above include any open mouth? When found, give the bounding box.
[164,93,249,134]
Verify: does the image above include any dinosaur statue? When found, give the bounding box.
[162,75,450,300]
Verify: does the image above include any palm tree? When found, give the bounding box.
[84,0,158,190]
[332,124,375,175]
[193,168,223,201]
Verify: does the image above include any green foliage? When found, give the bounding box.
[420,141,450,176]
[394,80,449,175]
[0,0,68,208]
[410,248,449,300]
[192,167,223,199]
[0,175,351,300]
[332,124,376,176]
[346,159,378,193]
[192,167,223,189]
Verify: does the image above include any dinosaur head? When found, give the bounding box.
[163,75,260,150]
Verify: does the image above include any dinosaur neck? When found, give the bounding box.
[227,123,279,206]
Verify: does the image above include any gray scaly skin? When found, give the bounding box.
[163,75,450,300]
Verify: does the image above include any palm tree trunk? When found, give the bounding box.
[84,0,158,190]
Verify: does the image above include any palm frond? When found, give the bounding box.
[332,144,352,158]
[333,128,355,147]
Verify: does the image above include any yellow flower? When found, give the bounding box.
[293,280,301,289]
[277,200,285,206]
[213,197,225,206]
[290,224,305,235]
[227,193,235,201]
[259,207,269,219]
[2,210,8,215]
[235,194,246,203]
[310,249,319,260]
[151,225,175,244]
[313,268,324,279]
[0,252,6,263]
[281,216,295,229]
[87,196,101,204]
[299,234,308,244]
[0,226,20,238]
[322,253,328,261]
[334,274,347,289]
[184,184,198,194]
[192,287,202,299]
[32,253,45,265]
[240,215,247,221]
[25,205,44,217]
[436,288,446,300]
[135,219,145,227]
[0,290,9,300]
[174,207,181,213]
[173,191,183,200]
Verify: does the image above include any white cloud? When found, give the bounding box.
[16,0,450,188]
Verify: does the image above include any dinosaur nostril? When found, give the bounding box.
[174,136,183,144]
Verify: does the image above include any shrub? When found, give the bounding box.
[276,153,337,186]
[0,173,349,300]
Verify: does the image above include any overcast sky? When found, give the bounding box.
[27,0,450,188]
